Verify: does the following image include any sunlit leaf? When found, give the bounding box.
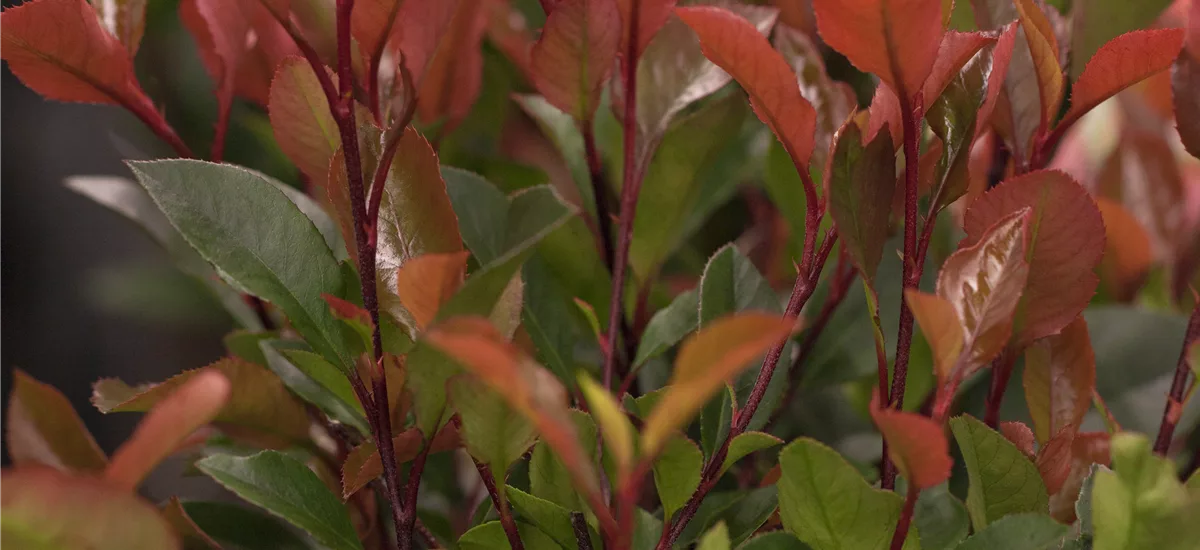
[812,0,944,100]
[1022,316,1095,444]
[105,369,230,491]
[678,6,817,168]
[5,370,107,472]
[962,170,1105,347]
[530,0,621,122]
[1,467,179,549]
[197,451,364,550]
[950,415,1049,529]
[778,438,917,550]
[641,313,798,456]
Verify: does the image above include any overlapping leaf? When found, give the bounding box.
[5,370,107,472]
[812,0,944,100]
[871,401,952,489]
[1095,197,1153,300]
[1059,29,1185,133]
[269,58,340,181]
[531,0,621,122]
[1022,316,1095,444]
[1012,0,1063,133]
[416,0,488,131]
[950,415,1050,529]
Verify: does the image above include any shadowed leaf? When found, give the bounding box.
[5,370,107,472]
[826,119,896,282]
[531,0,621,122]
[954,512,1066,550]
[340,424,459,499]
[1022,316,1095,444]
[950,415,1049,529]
[1012,0,1063,133]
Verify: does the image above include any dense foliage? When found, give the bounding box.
[3,0,1200,548]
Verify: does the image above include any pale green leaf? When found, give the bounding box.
[949,415,1049,529]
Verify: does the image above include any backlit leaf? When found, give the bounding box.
[937,209,1032,373]
[950,415,1049,529]
[1,467,179,549]
[826,119,896,282]
[871,403,952,489]
[678,6,817,168]
[1059,29,1185,132]
[778,438,917,550]
[105,369,230,491]
[1022,316,1095,444]
[641,313,798,456]
[530,0,621,122]
[578,375,635,473]
[953,512,1066,550]
[812,0,944,100]
[95,357,311,445]
[450,375,538,478]
[654,436,703,522]
[269,58,340,182]
[197,451,363,550]
[1012,0,1063,133]
[5,370,107,472]
[128,160,353,370]
[961,170,1105,347]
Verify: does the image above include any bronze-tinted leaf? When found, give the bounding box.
[5,370,107,472]
[812,0,944,100]
[531,0,622,122]
[1022,316,1095,444]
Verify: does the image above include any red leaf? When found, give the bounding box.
[1,0,148,106]
[1060,29,1186,132]
[1000,420,1036,459]
[1095,197,1154,301]
[5,370,107,472]
[340,424,460,499]
[975,22,1018,138]
[937,208,1032,373]
[678,6,817,168]
[1022,316,1095,444]
[484,0,536,79]
[322,293,374,330]
[105,369,231,491]
[812,0,944,101]
[395,251,470,331]
[1036,426,1074,495]
[182,0,297,108]
[389,0,460,85]
[921,31,997,109]
[871,398,952,489]
[962,170,1105,347]
[1013,0,1064,133]
[867,83,903,148]
[1174,45,1200,160]
[417,0,488,131]
[351,0,401,75]
[616,0,676,59]
[269,57,339,181]
[906,290,964,380]
[1049,431,1110,522]
[531,0,621,122]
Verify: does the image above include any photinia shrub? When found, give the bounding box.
[5,0,1200,548]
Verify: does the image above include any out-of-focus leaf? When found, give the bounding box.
[1091,433,1200,550]
[738,532,809,549]
[268,58,339,182]
[1095,197,1154,300]
[641,313,798,456]
[953,513,1066,550]
[1175,36,1200,159]
[1022,316,1095,444]
[678,6,817,168]
[527,410,599,512]
[913,483,969,550]
[417,0,488,133]
[259,341,370,435]
[183,0,297,110]
[512,94,594,216]
[91,0,146,55]
[812,0,944,100]
[128,160,352,370]
[634,288,698,368]
[1035,427,1074,494]
[1012,0,1063,133]
[871,403,952,489]
[1049,431,1110,523]
[0,467,179,549]
[179,500,313,550]
[457,520,558,550]
[162,497,221,550]
[94,357,311,445]
[530,0,621,122]
[578,375,635,472]
[5,370,107,472]
[697,522,730,550]
[653,435,703,522]
[1059,29,1185,132]
[339,424,459,499]
[962,170,1105,348]
[950,415,1049,529]
[507,486,600,549]
[938,209,1032,373]
[774,25,853,171]
[450,375,538,478]
[1070,0,1173,81]
[676,487,780,547]
[777,438,916,550]
[394,251,469,331]
[197,451,363,550]
[616,0,676,59]
[826,120,896,282]
[105,370,231,491]
[720,431,782,476]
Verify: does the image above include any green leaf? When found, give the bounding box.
[449,376,538,478]
[654,436,704,522]
[698,522,731,550]
[677,487,781,547]
[258,341,369,434]
[513,94,595,219]
[1091,432,1200,550]
[913,483,970,550]
[180,501,314,550]
[720,431,783,476]
[635,288,699,368]
[507,486,599,549]
[521,257,580,384]
[224,330,274,366]
[529,409,597,512]
[0,468,178,550]
[777,438,916,550]
[826,120,896,282]
[630,94,748,283]
[953,513,1067,550]
[6,369,107,472]
[196,451,363,550]
[633,507,664,550]
[739,531,812,549]
[926,52,987,215]
[949,415,1049,530]
[94,357,311,444]
[127,160,351,370]
[457,520,559,550]
[65,175,262,330]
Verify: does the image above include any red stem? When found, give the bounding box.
[582,119,617,282]
[983,349,1016,428]
[474,460,525,550]
[889,485,919,550]
[883,95,924,491]
[123,91,194,159]
[364,1,404,123]
[1154,302,1200,455]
